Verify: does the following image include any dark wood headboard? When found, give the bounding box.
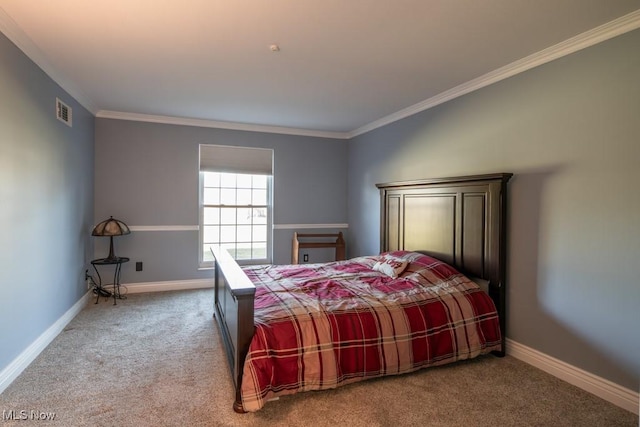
[376,173,512,353]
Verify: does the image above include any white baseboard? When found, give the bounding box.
[507,339,639,415]
[0,291,91,395]
[122,278,212,294]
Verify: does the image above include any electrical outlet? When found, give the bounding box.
[136,262,143,271]
[303,254,309,262]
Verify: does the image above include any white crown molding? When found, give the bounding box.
[3,5,639,140]
[349,9,640,138]
[128,225,199,232]
[96,110,351,140]
[0,7,97,115]
[96,9,640,140]
[0,291,91,395]
[273,223,349,230]
[507,339,639,415]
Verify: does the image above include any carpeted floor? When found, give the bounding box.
[0,289,636,426]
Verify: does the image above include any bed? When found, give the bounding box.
[211,173,512,412]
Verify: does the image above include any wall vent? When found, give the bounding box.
[56,97,72,127]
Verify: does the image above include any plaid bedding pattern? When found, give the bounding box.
[240,251,501,412]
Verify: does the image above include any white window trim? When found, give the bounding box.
[198,172,273,267]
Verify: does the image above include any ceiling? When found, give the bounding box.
[1,1,639,138]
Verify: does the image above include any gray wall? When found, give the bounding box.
[94,119,348,282]
[347,29,640,391]
[0,33,94,371]
[2,16,636,400]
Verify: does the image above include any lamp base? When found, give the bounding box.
[93,287,112,298]
[106,236,116,261]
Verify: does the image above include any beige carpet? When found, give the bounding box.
[0,289,636,427]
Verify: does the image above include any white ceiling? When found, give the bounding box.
[1,1,639,138]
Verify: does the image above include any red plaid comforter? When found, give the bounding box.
[240,251,501,412]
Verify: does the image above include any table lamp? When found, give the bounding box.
[91,216,130,261]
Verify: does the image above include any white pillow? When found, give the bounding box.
[373,256,408,278]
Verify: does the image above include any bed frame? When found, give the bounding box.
[211,172,512,412]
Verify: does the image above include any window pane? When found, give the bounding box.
[203,188,220,205]
[253,175,267,189]
[252,243,267,259]
[253,208,267,224]
[220,188,236,205]
[203,172,220,187]
[203,225,219,243]
[237,188,252,205]
[237,208,252,225]
[253,225,267,241]
[237,174,252,188]
[236,243,252,260]
[220,208,236,224]
[236,225,252,242]
[253,189,267,205]
[220,225,236,242]
[220,173,236,187]
[203,207,219,225]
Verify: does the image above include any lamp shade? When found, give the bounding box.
[92,216,131,237]
[92,216,130,261]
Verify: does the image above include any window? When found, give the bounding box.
[199,145,273,266]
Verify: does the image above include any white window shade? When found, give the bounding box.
[199,144,273,175]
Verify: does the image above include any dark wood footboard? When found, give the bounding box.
[210,246,255,413]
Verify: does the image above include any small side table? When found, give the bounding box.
[91,257,129,305]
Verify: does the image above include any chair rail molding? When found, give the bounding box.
[274,223,348,230]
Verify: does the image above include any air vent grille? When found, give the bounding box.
[56,98,72,127]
